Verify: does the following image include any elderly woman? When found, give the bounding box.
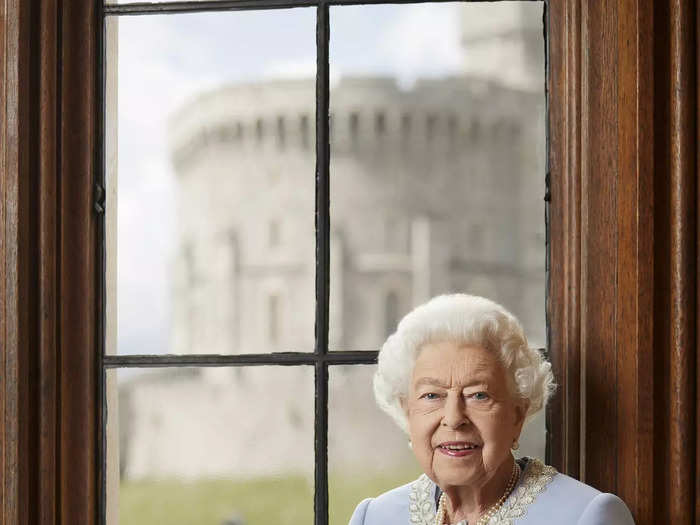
[350,294,634,525]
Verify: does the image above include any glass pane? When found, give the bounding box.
[107,10,316,354]
[107,366,314,525]
[329,365,422,525]
[329,363,546,525]
[328,2,546,352]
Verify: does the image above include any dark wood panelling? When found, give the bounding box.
[652,1,672,519]
[549,0,697,523]
[545,0,565,472]
[38,2,59,524]
[668,1,697,521]
[0,0,5,517]
[580,0,620,490]
[615,0,654,520]
[547,0,582,479]
[697,5,700,522]
[2,1,33,523]
[1,1,98,524]
[59,1,98,524]
[563,0,582,482]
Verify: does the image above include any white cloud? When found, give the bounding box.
[379,3,463,88]
[329,3,463,88]
[263,58,316,80]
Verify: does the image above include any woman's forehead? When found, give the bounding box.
[412,340,504,379]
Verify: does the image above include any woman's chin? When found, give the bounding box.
[433,454,482,486]
[435,470,480,489]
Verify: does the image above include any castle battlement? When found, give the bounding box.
[168,76,539,172]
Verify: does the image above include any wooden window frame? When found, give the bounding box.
[1,2,697,524]
[546,2,698,523]
[1,2,99,524]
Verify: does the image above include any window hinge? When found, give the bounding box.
[94,182,105,214]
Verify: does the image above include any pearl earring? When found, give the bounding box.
[511,439,520,451]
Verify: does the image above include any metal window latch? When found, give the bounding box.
[94,183,105,214]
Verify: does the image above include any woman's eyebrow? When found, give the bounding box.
[414,377,492,389]
[462,380,490,389]
[413,377,449,389]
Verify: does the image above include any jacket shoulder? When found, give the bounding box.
[578,493,636,524]
[518,466,635,524]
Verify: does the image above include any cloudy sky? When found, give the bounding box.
[114,2,537,355]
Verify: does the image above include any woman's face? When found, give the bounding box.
[405,340,527,491]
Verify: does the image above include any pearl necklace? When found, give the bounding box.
[434,461,520,525]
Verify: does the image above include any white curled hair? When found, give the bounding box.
[373,294,555,434]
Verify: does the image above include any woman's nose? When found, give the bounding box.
[441,393,469,429]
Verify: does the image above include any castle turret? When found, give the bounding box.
[167,74,545,355]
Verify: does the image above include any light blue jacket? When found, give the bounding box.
[349,458,635,525]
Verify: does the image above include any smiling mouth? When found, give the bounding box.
[437,442,481,456]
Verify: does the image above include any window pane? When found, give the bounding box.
[107,367,314,525]
[107,10,316,355]
[328,2,546,351]
[328,365,422,525]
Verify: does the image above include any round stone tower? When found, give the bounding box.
[167,74,545,358]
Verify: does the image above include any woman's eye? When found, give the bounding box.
[470,392,490,401]
[420,392,439,400]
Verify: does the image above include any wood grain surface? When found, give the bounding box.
[548,1,697,523]
[1,1,98,524]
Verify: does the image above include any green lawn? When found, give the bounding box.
[119,469,421,525]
